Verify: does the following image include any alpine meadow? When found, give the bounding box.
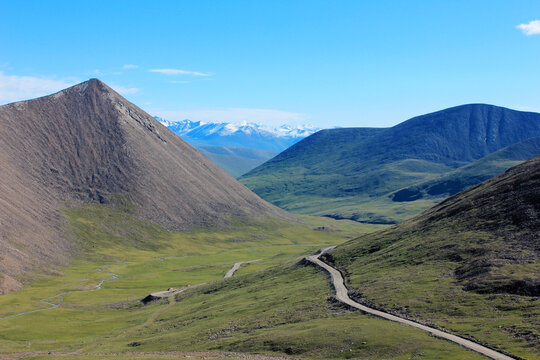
[0,2,539,360]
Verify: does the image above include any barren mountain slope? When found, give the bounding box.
[0,79,287,293]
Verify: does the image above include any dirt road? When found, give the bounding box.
[307,247,515,360]
[147,260,260,301]
[224,260,260,278]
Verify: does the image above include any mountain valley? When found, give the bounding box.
[0,81,538,360]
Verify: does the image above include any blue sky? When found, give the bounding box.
[1,0,539,128]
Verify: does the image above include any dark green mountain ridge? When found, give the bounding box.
[240,104,540,223]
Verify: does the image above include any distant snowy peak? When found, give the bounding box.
[155,117,320,139]
[275,124,320,138]
[155,117,203,132]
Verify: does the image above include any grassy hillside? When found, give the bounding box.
[324,155,540,359]
[391,136,540,201]
[240,104,540,223]
[0,202,483,359]
[196,146,278,178]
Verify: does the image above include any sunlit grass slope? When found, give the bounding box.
[326,156,540,359]
[0,202,388,358]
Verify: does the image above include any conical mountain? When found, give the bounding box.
[0,79,287,293]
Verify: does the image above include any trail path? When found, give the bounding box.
[0,268,119,320]
[149,260,260,299]
[307,247,515,360]
[147,259,260,301]
[82,261,259,357]
[224,260,260,278]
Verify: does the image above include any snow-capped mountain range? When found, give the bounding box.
[155,117,320,152]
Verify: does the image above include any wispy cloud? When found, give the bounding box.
[123,64,138,69]
[516,20,540,35]
[0,71,77,105]
[169,80,192,84]
[153,108,307,127]
[149,68,212,76]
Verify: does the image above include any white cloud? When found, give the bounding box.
[0,71,77,105]
[516,20,540,35]
[149,68,211,76]
[123,64,138,69]
[169,80,192,84]
[153,108,307,127]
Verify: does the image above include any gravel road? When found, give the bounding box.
[307,247,515,360]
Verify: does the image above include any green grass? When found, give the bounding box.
[0,203,399,358]
[78,264,484,359]
[239,158,454,224]
[273,194,441,224]
[22,355,250,360]
[0,202,527,359]
[329,221,540,359]
[240,129,540,225]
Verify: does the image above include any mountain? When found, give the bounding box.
[0,79,287,293]
[240,104,540,223]
[391,136,540,201]
[156,118,320,152]
[323,155,540,356]
[155,118,318,177]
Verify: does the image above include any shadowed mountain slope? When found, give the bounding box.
[0,79,287,293]
[391,136,540,201]
[240,104,540,223]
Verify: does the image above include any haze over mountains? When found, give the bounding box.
[157,117,320,177]
[240,104,540,224]
[0,79,286,293]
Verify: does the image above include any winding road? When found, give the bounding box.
[147,260,260,301]
[0,268,119,320]
[307,247,515,360]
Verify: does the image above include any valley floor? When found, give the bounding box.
[0,204,530,359]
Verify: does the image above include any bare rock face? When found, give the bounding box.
[0,79,288,292]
